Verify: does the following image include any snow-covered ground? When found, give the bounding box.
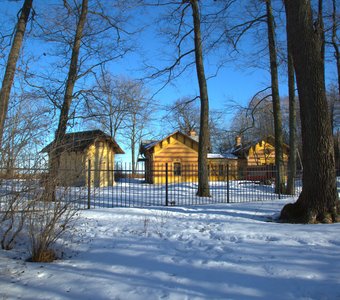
[1,198,340,300]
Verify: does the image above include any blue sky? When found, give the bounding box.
[1,0,337,110]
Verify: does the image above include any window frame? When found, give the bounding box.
[173,162,182,176]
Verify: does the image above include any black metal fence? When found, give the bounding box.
[88,163,303,208]
[0,163,306,211]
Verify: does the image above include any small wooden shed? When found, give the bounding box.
[42,130,124,187]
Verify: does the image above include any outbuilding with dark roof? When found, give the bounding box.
[42,130,124,187]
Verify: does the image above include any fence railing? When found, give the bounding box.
[0,163,307,210]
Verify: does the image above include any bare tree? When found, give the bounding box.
[34,0,134,199]
[163,96,223,152]
[327,83,340,134]
[330,0,340,94]
[42,0,89,202]
[1,87,50,174]
[228,90,274,143]
[27,0,134,145]
[327,83,340,169]
[208,109,225,153]
[280,0,339,223]
[119,78,153,173]
[143,0,230,196]
[214,0,287,192]
[53,0,88,149]
[86,71,130,139]
[285,34,297,195]
[164,97,200,134]
[265,0,285,194]
[185,0,210,197]
[0,0,33,147]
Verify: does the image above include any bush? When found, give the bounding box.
[0,169,79,262]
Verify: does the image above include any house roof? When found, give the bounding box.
[41,130,125,154]
[139,130,237,160]
[139,140,160,152]
[139,130,199,155]
[231,135,289,158]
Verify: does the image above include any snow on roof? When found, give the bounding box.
[207,153,224,159]
[208,153,238,159]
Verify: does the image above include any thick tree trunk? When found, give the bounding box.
[0,0,33,147]
[286,23,297,195]
[280,0,339,223]
[45,0,88,201]
[265,0,285,194]
[190,0,210,197]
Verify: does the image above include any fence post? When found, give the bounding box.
[87,160,91,209]
[165,163,169,206]
[277,165,281,199]
[227,164,230,203]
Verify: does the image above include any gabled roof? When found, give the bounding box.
[231,135,289,158]
[139,131,238,160]
[139,130,199,154]
[41,130,124,154]
[139,140,159,152]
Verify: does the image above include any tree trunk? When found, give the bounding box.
[45,0,88,201]
[280,0,339,223]
[190,0,210,197]
[0,0,33,147]
[286,20,297,195]
[265,0,285,194]
[131,115,136,175]
[331,0,340,95]
[54,0,88,145]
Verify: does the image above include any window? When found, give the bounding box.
[174,162,181,176]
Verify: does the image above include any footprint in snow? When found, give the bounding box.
[229,236,242,243]
[265,236,280,242]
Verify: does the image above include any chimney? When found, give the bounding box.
[189,130,196,137]
[188,130,199,142]
[235,135,242,147]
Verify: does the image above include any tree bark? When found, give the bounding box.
[0,0,33,147]
[265,0,285,194]
[286,19,297,195]
[280,0,339,223]
[189,0,210,197]
[46,0,88,201]
[54,0,88,146]
[331,0,340,95]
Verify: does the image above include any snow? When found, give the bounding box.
[83,178,301,208]
[207,153,238,159]
[1,198,340,300]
